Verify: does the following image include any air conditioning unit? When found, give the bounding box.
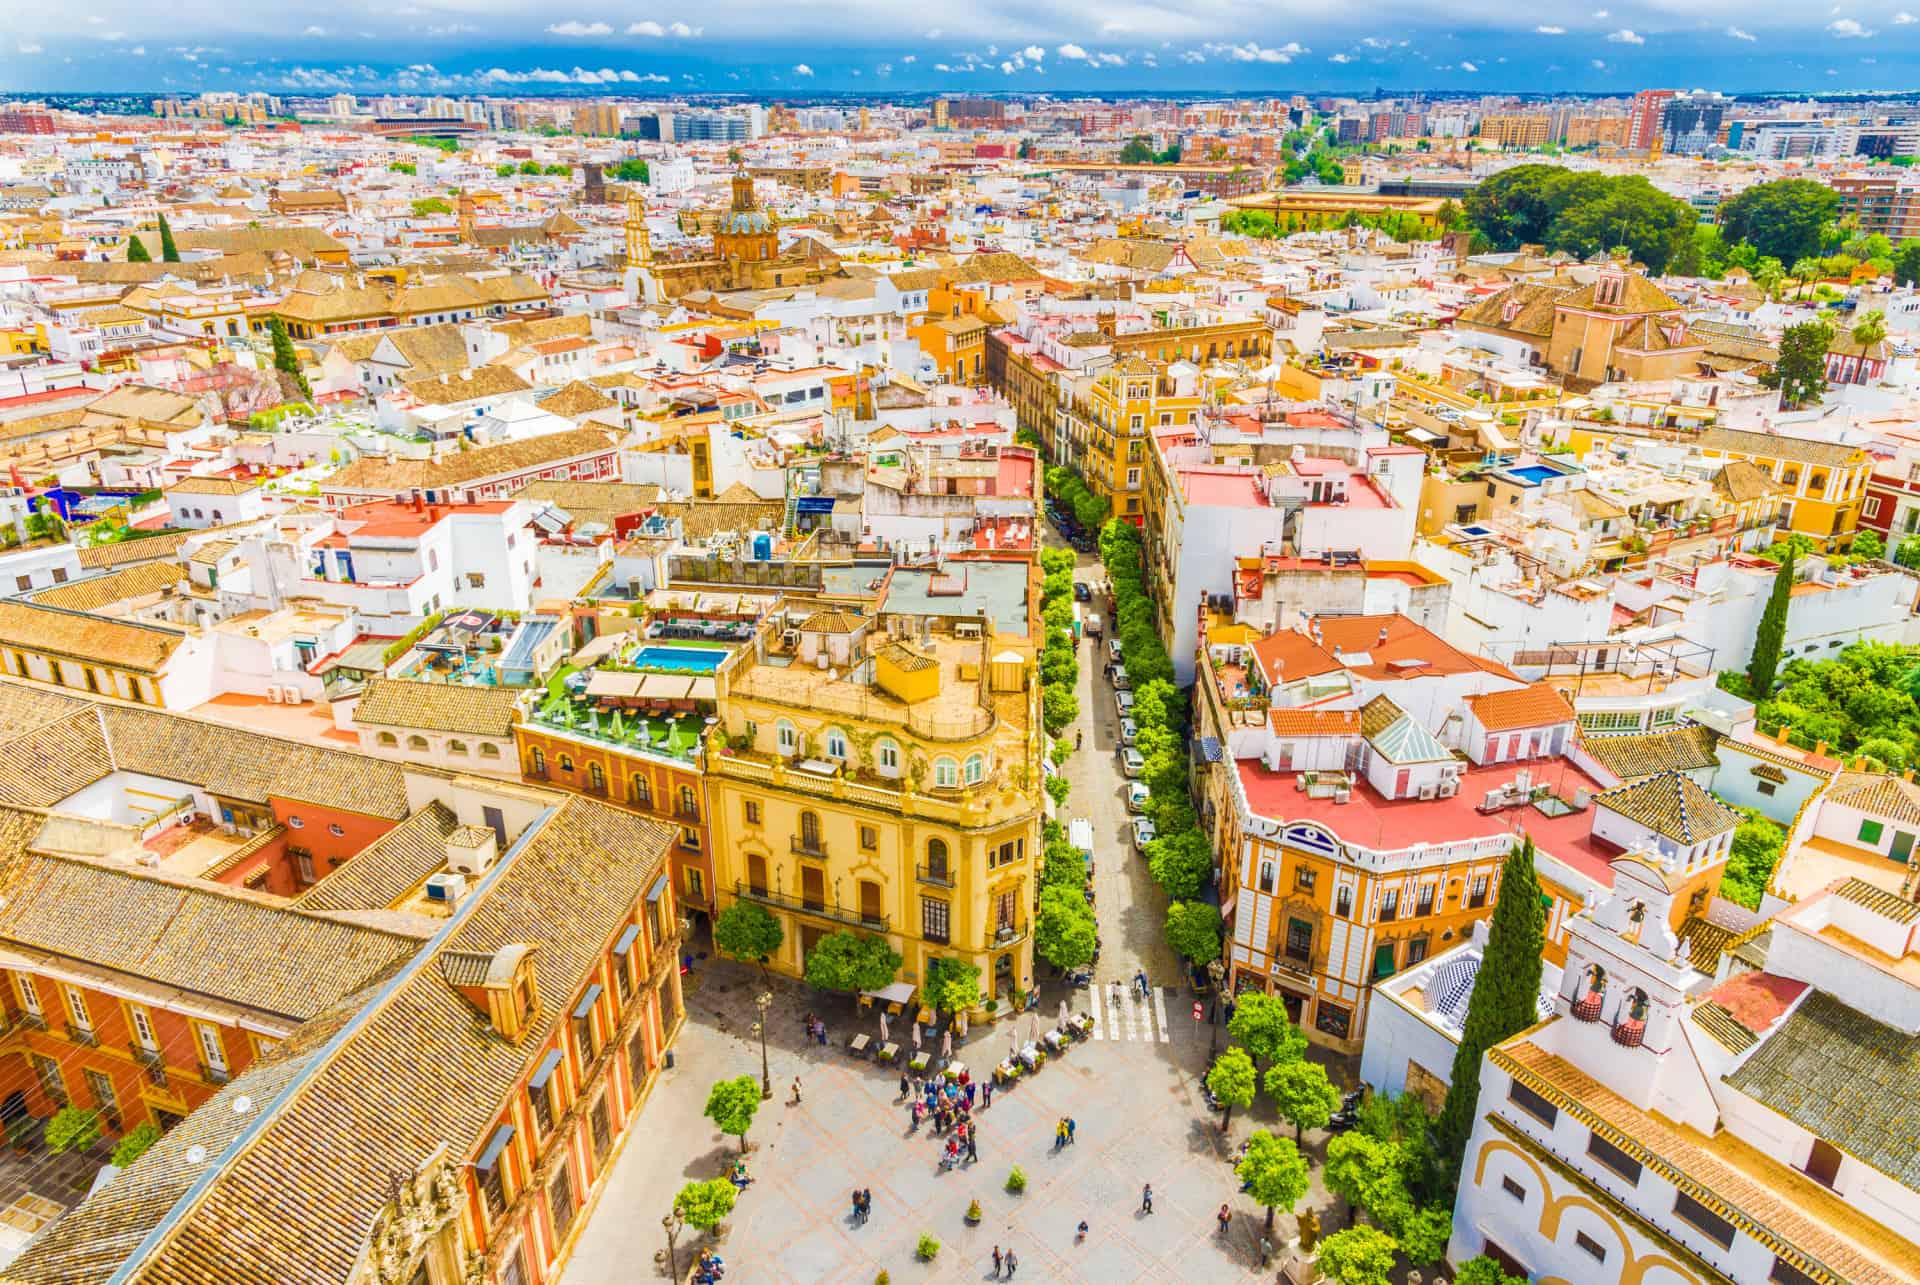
[424,871,467,904]
[954,622,982,639]
[266,687,283,704]
[1437,778,1460,799]
[284,686,304,704]
[1418,782,1438,801]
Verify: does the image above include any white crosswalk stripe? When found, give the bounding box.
[1089,988,1105,1041]
[1150,986,1171,1043]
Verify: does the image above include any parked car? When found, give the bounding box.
[1121,747,1145,777]
[1118,717,1138,745]
[1127,782,1151,812]
[1131,816,1157,851]
[1112,664,1131,691]
[1115,690,1135,718]
[1106,638,1124,665]
[1073,581,1092,602]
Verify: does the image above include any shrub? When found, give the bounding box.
[1005,1165,1028,1192]
[966,1197,982,1222]
[915,1232,941,1261]
[110,1121,161,1168]
[43,1107,101,1155]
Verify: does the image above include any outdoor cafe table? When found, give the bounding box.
[848,1033,870,1057]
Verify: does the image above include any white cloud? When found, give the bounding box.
[1056,43,1088,60]
[1000,60,1014,73]
[1459,60,1479,71]
[1359,36,1392,48]
[1605,28,1644,43]
[792,62,813,75]
[1205,40,1305,63]
[1727,26,1756,40]
[301,25,326,36]
[1591,8,1609,17]
[902,54,916,63]
[876,61,892,76]
[546,20,611,37]
[1021,45,1044,61]
[1535,25,1565,34]
[1094,51,1125,66]
[932,62,952,71]
[129,45,145,54]
[668,21,699,36]
[1591,58,1608,70]
[1179,49,1205,63]
[1328,52,1353,62]
[1897,11,1918,22]
[97,30,128,41]
[17,41,41,53]
[1828,17,1873,35]
[627,20,664,35]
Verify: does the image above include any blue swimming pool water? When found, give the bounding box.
[630,644,728,673]
[1507,465,1559,485]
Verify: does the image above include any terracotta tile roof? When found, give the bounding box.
[0,706,114,807]
[352,677,521,738]
[1579,726,1720,782]
[76,530,195,570]
[1359,694,1404,738]
[0,601,187,673]
[1316,614,1513,682]
[1249,628,1342,686]
[538,379,618,418]
[293,801,460,914]
[1826,771,1920,829]
[1467,682,1576,733]
[510,479,663,528]
[28,562,185,614]
[1831,875,1920,924]
[400,365,531,405]
[799,610,863,634]
[76,797,675,1285]
[1267,708,1361,736]
[1498,1038,1918,1285]
[1595,770,1739,844]
[1695,427,1863,470]
[326,428,617,493]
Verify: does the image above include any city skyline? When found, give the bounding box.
[2,2,1919,95]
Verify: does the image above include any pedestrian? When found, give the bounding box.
[850,1189,861,1221]
[1075,729,1083,749]
[1067,1117,1076,1145]
[1260,1236,1273,1267]
[899,1072,910,1099]
[1216,1204,1231,1235]
[1076,1219,1089,1243]
[790,1076,802,1104]
[861,1189,873,1222]
[965,1082,976,1108]
[982,1080,993,1107]
[967,1128,979,1163]
[1054,1119,1066,1150]
[804,1010,817,1036]
[992,1246,1003,1277]
[1005,1249,1018,1277]
[1141,1183,1153,1214]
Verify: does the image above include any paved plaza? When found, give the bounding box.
[563,960,1352,1284]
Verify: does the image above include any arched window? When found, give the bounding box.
[799,810,822,852]
[875,738,901,776]
[934,757,959,789]
[559,754,574,773]
[376,731,398,747]
[446,739,468,756]
[407,735,429,751]
[776,720,798,756]
[588,763,606,791]
[963,753,986,784]
[530,747,545,775]
[479,742,500,759]
[630,775,652,807]
[926,837,949,880]
[825,727,849,760]
[679,785,696,816]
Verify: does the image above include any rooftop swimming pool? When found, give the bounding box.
[1506,464,1561,485]
[630,644,729,673]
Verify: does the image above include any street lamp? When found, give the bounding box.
[1206,957,1227,1058]
[662,1210,684,1282]
[754,990,773,1100]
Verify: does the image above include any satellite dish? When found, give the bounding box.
[233,1095,254,1114]
[186,1145,207,1164]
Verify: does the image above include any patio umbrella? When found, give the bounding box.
[879,1011,889,1041]
[1028,1016,1039,1044]
[1058,999,1069,1026]
[941,1029,952,1060]
[956,1013,967,1038]
[1010,1032,1018,1064]
[912,1022,922,1051]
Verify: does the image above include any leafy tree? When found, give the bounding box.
[126,235,151,263]
[1455,1258,1529,1285]
[802,930,901,993]
[673,1177,738,1230]
[1895,239,1920,286]
[110,1121,161,1167]
[1435,836,1545,1169]
[44,1107,101,1155]
[1316,1224,1398,1285]
[712,900,783,975]
[1206,1045,1257,1132]
[1761,321,1833,410]
[544,163,572,176]
[1265,1058,1340,1143]
[1118,136,1155,164]
[157,213,180,263]
[610,158,650,183]
[1718,179,1840,267]
[1324,1131,1401,1227]
[1235,1130,1310,1232]
[1747,547,1795,699]
[389,161,417,175]
[1899,535,1920,568]
[496,163,517,177]
[1543,175,1697,273]
[1228,992,1306,1070]
[923,956,981,1028]
[1041,685,1079,734]
[518,160,542,175]
[1146,829,1212,899]
[727,147,744,164]
[411,197,451,217]
[704,1075,761,1152]
[1720,810,1785,908]
[266,318,312,401]
[1392,1204,1454,1264]
[1164,901,1222,964]
[1036,884,1098,970]
[1852,529,1886,562]
[1853,309,1889,346]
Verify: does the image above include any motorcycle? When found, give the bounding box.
[1065,968,1093,988]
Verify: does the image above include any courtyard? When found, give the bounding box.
[561,958,1357,1284]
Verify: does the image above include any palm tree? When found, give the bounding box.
[1791,257,1821,301]
[1853,309,1888,347]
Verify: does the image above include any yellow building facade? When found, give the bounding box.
[706,610,1044,1008]
[1062,360,1202,521]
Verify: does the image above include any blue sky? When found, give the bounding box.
[0,2,1914,95]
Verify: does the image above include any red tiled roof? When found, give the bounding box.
[1268,709,1363,736]
[1468,682,1577,733]
[1702,971,1809,1035]
[1316,613,1517,681]
[1249,628,1343,685]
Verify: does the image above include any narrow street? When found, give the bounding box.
[1052,531,1185,991]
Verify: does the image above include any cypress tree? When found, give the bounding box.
[268,318,312,402]
[1746,548,1794,699]
[157,213,180,263]
[1435,835,1545,1171]
[125,236,151,263]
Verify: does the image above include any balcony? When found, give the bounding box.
[200,1060,232,1085]
[1610,1018,1645,1048]
[790,837,829,860]
[1571,992,1604,1023]
[990,923,1029,949]
[675,804,701,823]
[17,1012,45,1032]
[916,862,956,889]
[733,881,889,933]
[129,1042,168,1087]
[64,1023,99,1048]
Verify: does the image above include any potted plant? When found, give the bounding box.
[1005,1166,1028,1193]
[7,1115,37,1155]
[965,1199,982,1225]
[915,1233,941,1262]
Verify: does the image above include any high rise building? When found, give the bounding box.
[572,102,623,137]
[1627,89,1676,151]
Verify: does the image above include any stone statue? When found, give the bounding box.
[1296,1208,1320,1253]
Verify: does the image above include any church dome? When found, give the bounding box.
[718,209,772,236]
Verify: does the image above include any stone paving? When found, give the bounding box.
[562,959,1354,1285]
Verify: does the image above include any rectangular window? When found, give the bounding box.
[590,1098,612,1164]
[921,897,950,944]
[1371,943,1397,980]
[573,1011,596,1064]
[744,800,761,826]
[1313,1002,1351,1039]
[1858,819,1885,844]
[1406,936,1430,966]
[1334,887,1352,918]
[1757,780,1778,796]
[1294,867,1317,893]
[1378,888,1399,921]
[530,1080,554,1134]
[1500,1175,1527,1202]
[13,973,40,1016]
[1673,1191,1736,1249]
[1587,1131,1643,1184]
[1574,1231,1607,1262]
[1771,1257,1819,1285]
[1468,876,1490,908]
[1507,1079,1559,1126]
[628,1027,649,1089]
[861,825,878,851]
[548,1167,576,1240]
[1415,885,1435,916]
[129,1006,157,1050]
[63,985,91,1032]
[1285,918,1313,963]
[30,1053,64,1104]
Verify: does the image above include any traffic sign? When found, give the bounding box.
[1191,1001,1204,1022]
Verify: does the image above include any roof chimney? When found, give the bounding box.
[446,825,498,876]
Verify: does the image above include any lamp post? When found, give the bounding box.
[662,1210,684,1283]
[1206,957,1227,1058]
[754,990,773,1099]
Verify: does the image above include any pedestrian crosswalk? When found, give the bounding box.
[1086,982,1174,1043]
